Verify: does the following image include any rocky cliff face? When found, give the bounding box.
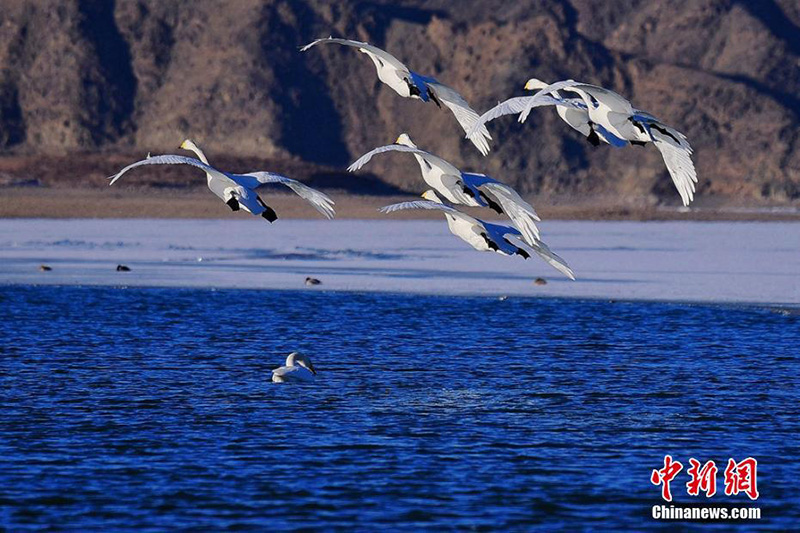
[0,0,798,204]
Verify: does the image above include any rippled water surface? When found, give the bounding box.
[1,286,799,530]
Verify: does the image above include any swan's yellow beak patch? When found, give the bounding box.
[524,80,535,90]
[395,136,402,144]
[180,141,189,149]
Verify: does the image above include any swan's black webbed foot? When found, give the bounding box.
[480,192,503,214]
[427,88,442,108]
[226,197,240,211]
[261,206,278,223]
[481,234,499,252]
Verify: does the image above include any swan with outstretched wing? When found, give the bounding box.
[350,134,542,243]
[108,139,335,221]
[301,37,492,155]
[380,190,575,280]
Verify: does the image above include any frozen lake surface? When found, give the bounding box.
[0,219,798,305]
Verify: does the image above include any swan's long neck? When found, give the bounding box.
[186,144,210,165]
[286,353,298,367]
[565,88,594,111]
[411,153,429,176]
[401,139,430,175]
[401,138,418,150]
[423,191,444,205]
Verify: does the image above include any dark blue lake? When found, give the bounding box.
[1,286,798,530]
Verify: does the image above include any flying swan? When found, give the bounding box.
[300,37,492,155]
[108,139,335,221]
[470,79,698,206]
[272,351,317,383]
[469,79,627,148]
[349,133,542,244]
[380,190,575,280]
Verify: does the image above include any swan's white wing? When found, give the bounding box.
[518,81,586,123]
[235,172,336,219]
[527,239,576,280]
[347,144,460,175]
[379,200,479,225]
[649,126,697,206]
[468,95,553,136]
[272,366,296,378]
[107,154,217,186]
[467,94,584,138]
[300,37,409,73]
[272,365,314,383]
[530,79,581,98]
[478,181,541,243]
[426,82,492,156]
[506,234,576,280]
[518,96,585,123]
[569,83,634,114]
[520,79,582,119]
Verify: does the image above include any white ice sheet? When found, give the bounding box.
[1,219,798,305]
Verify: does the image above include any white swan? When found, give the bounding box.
[523,80,698,206]
[300,37,492,155]
[380,190,575,280]
[349,133,541,244]
[469,78,628,149]
[272,351,317,383]
[108,139,335,221]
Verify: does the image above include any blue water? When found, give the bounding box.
[1,286,798,531]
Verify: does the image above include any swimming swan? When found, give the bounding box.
[272,351,317,383]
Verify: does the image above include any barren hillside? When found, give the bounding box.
[1,0,798,207]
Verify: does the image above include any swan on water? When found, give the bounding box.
[272,351,317,383]
[300,37,492,155]
[380,190,575,280]
[349,133,541,244]
[107,139,335,221]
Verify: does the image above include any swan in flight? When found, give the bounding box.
[272,351,317,383]
[349,133,541,244]
[108,139,335,221]
[469,79,627,148]
[472,79,698,206]
[534,80,698,206]
[300,37,492,155]
[380,190,575,280]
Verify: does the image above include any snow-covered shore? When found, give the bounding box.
[1,219,797,305]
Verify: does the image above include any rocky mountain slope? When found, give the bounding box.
[0,0,798,205]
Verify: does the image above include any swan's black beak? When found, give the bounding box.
[309,363,317,375]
